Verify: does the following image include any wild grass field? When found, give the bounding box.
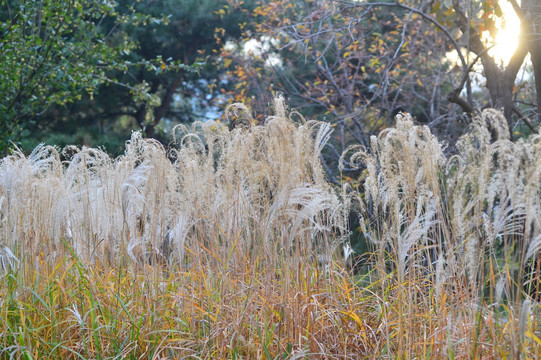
[0,97,540,359]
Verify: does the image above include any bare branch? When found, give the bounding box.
[332,0,468,70]
[332,0,474,113]
[509,0,525,20]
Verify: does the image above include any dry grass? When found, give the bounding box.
[0,100,540,359]
[343,109,541,358]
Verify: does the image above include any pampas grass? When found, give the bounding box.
[343,109,541,358]
[0,95,367,359]
[0,95,348,271]
[1,100,540,358]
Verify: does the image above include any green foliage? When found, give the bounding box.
[0,0,122,153]
[0,0,197,155]
[14,0,255,153]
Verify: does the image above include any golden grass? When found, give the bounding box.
[0,100,540,359]
[342,109,541,358]
[0,254,382,358]
[2,254,539,359]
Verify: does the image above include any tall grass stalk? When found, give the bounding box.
[1,100,540,358]
[0,96,374,358]
[344,109,541,358]
[0,95,349,271]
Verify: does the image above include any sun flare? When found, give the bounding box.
[486,1,521,65]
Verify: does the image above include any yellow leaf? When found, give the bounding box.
[526,330,541,346]
[341,310,362,327]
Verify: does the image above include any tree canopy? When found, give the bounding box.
[1,0,254,154]
[2,0,539,156]
[0,0,169,153]
[220,0,540,150]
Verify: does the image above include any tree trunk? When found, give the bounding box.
[525,0,541,124]
[453,0,530,130]
[472,20,527,128]
[531,53,541,125]
[135,105,147,132]
[483,62,515,121]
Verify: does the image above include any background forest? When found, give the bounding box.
[3,0,541,155]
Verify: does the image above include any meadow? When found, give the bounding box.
[0,97,540,359]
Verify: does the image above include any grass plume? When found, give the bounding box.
[0,101,540,358]
[344,109,541,358]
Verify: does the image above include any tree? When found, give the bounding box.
[0,0,173,154]
[329,0,541,130]
[220,0,462,179]
[20,0,255,152]
[424,0,541,127]
[221,0,541,147]
[100,0,253,139]
[519,0,541,124]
